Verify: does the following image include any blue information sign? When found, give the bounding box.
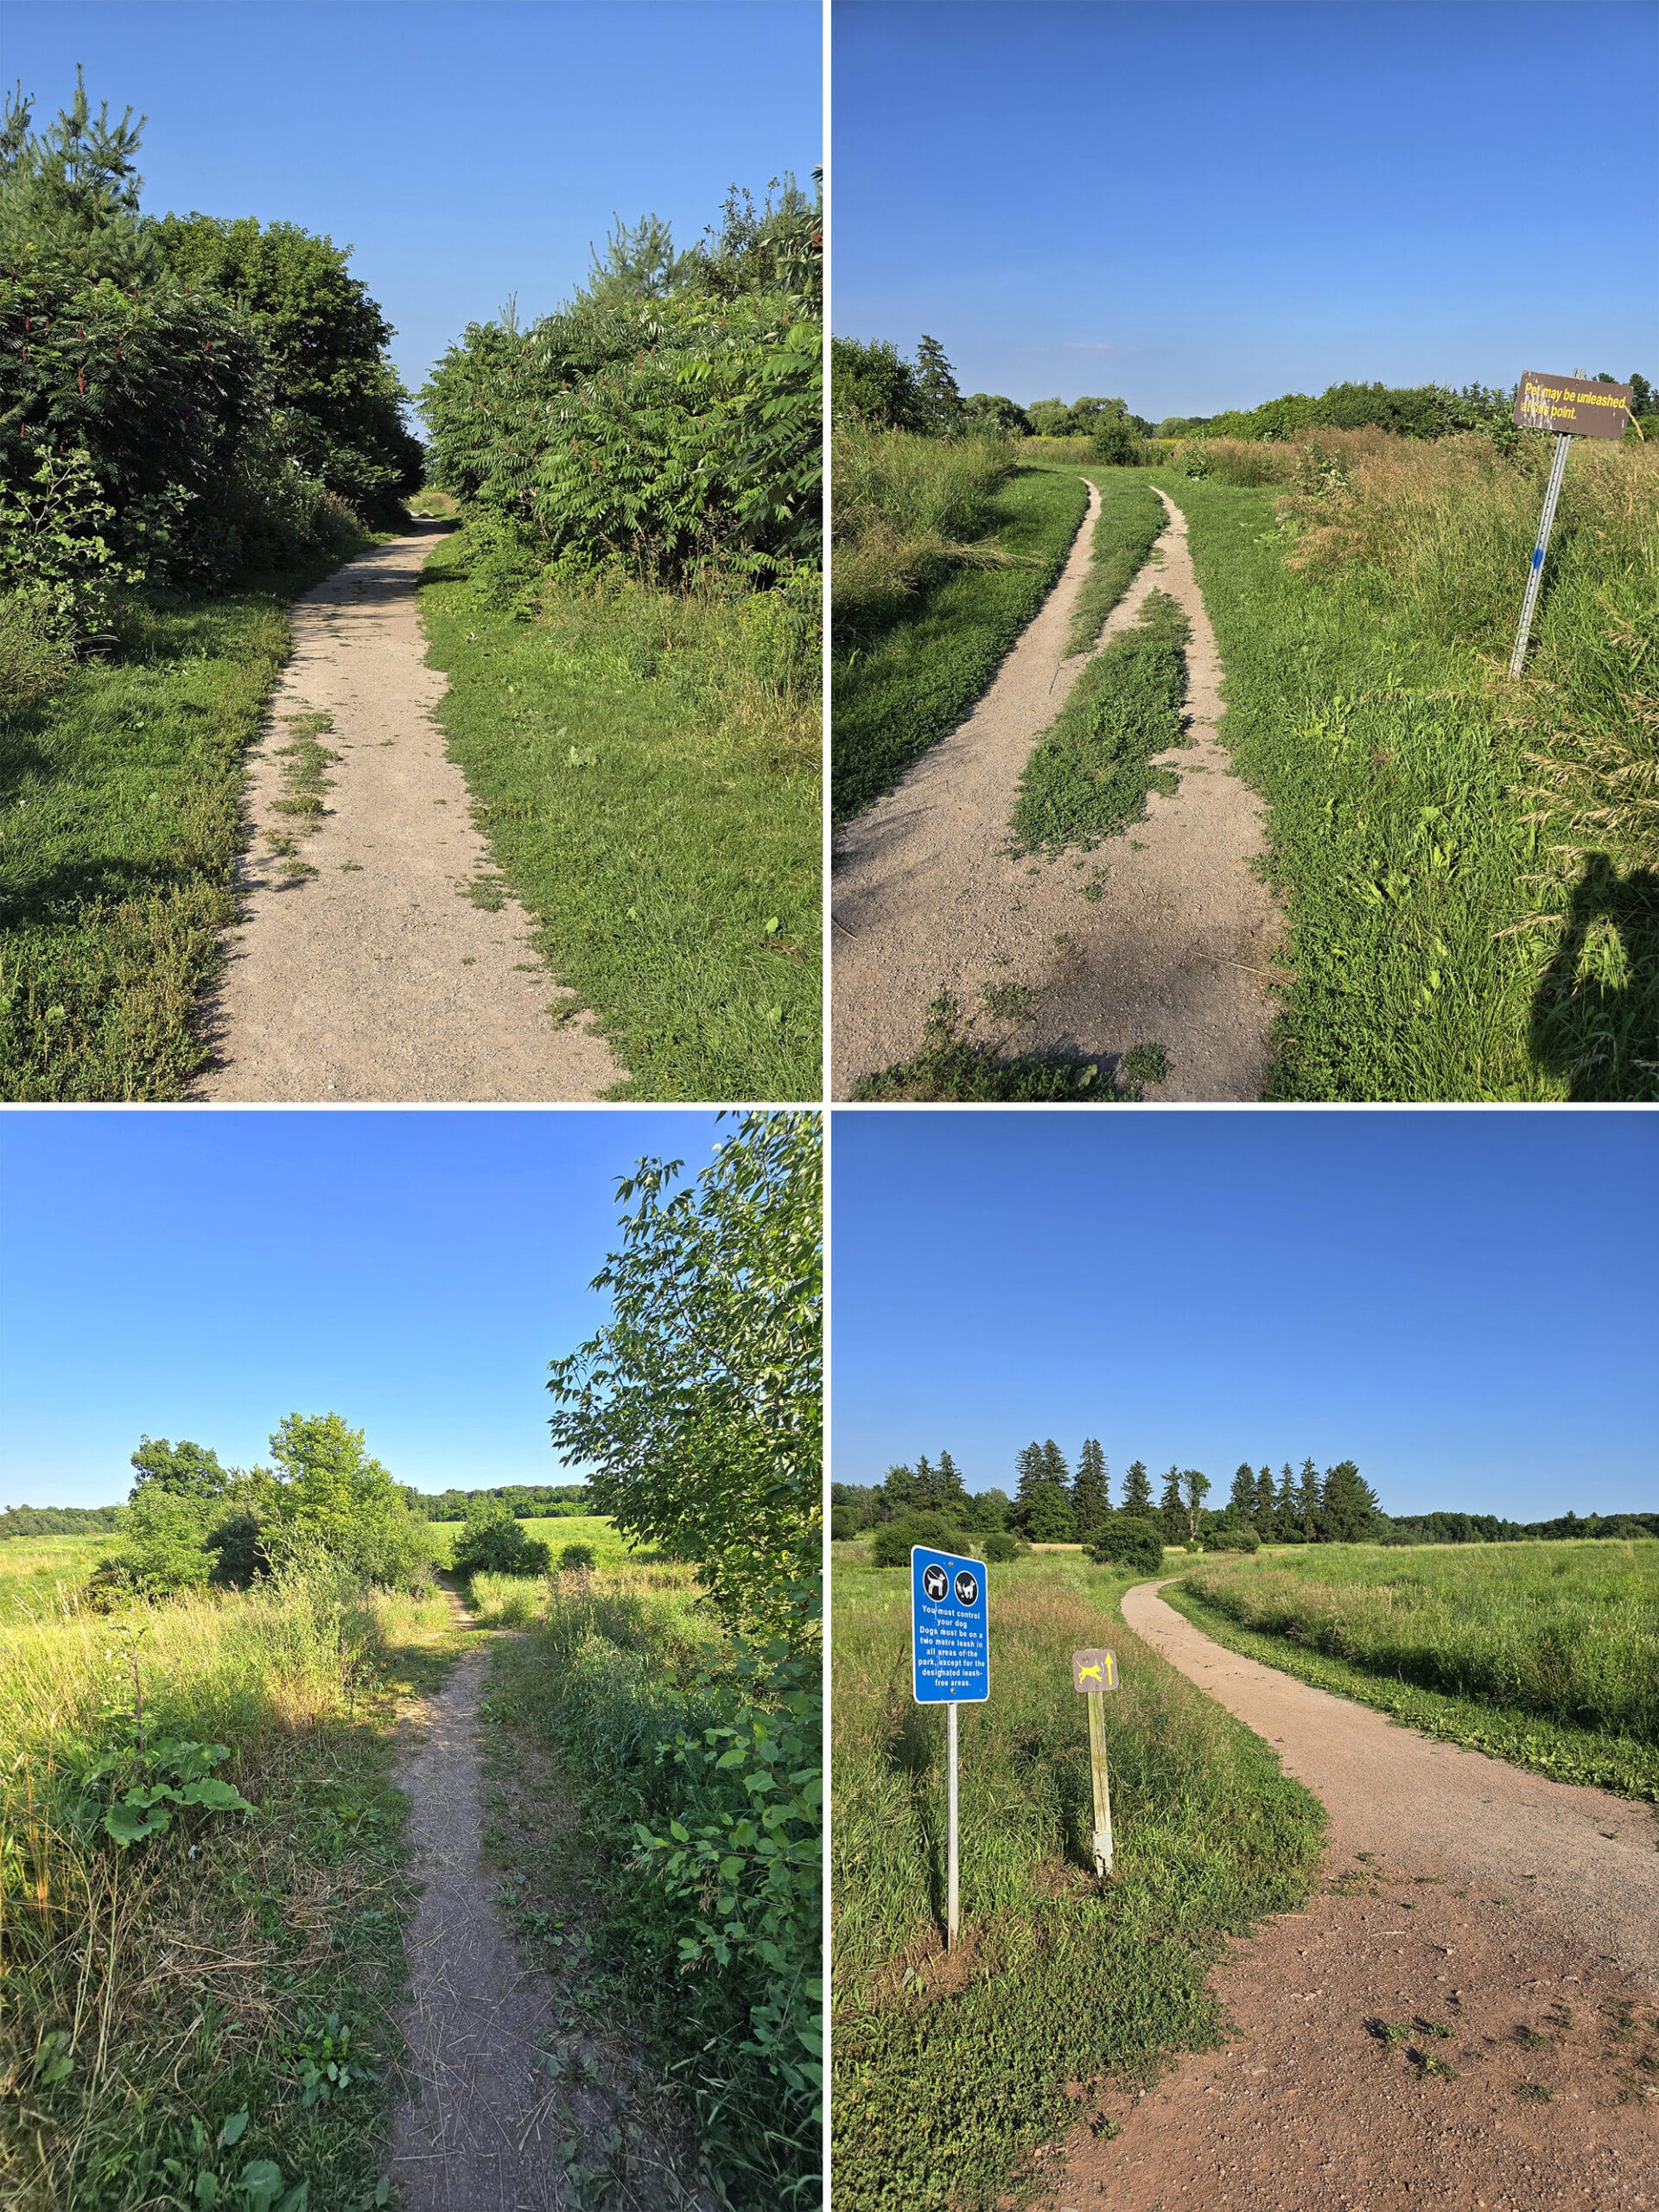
[912,1546,989,1704]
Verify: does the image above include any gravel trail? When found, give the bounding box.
[1046,1579,1659,2211]
[831,481,1279,1100]
[194,526,620,1101]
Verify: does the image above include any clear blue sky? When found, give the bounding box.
[5,1,821,398]
[830,1110,1658,1522]
[832,0,1659,419]
[0,1109,724,1507]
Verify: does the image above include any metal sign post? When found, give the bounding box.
[1508,370,1635,677]
[912,1546,990,1950]
[1071,1648,1121,1880]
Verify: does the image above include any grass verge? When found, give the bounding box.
[417,536,820,1102]
[832,466,1088,823]
[1165,1541,1659,1802]
[1010,590,1191,855]
[830,1554,1322,2209]
[0,1568,461,2210]
[0,551,360,1101]
[467,1565,822,2208]
[1162,439,1657,1098]
[1062,468,1166,654]
[849,993,1167,1102]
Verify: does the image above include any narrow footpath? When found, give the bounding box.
[194,526,620,1101]
[832,482,1279,1101]
[389,1590,707,2211]
[1047,1580,1659,2212]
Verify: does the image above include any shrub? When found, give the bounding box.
[100,1485,213,1597]
[1206,1522,1262,1554]
[0,586,73,704]
[452,1497,551,1579]
[830,1505,861,1543]
[1088,1514,1166,1575]
[556,1541,596,1573]
[870,1512,969,1568]
[980,1529,1029,1563]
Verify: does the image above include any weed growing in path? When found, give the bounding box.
[1061,468,1166,654]
[850,993,1165,1102]
[1010,591,1191,855]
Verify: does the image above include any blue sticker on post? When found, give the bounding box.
[912,1546,989,1704]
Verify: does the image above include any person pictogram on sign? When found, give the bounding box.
[922,1562,949,1602]
[954,1568,979,1607]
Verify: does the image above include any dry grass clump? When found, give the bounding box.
[831,428,1016,637]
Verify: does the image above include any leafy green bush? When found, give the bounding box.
[100,1485,213,1597]
[422,183,820,590]
[979,1530,1029,1563]
[1205,1522,1262,1554]
[449,1497,550,1578]
[870,1513,969,1569]
[556,1541,596,1573]
[1087,1515,1166,1574]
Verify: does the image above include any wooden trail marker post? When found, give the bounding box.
[912,1546,989,1950]
[1071,1648,1121,1878]
[1508,371,1635,677]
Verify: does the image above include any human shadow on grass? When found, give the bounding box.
[1529,853,1659,1100]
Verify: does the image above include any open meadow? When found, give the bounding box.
[1170,1537,1659,1798]
[830,1545,1323,2209]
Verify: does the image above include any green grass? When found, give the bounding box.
[832,466,1088,822]
[1009,590,1191,855]
[0,1570,462,2210]
[849,992,1167,1102]
[0,552,362,1102]
[0,1533,122,1622]
[1168,1540,1659,1800]
[417,534,820,1101]
[831,1554,1323,2209]
[1061,467,1166,654]
[1162,453,1658,1098]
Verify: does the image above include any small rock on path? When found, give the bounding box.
[195,526,620,1101]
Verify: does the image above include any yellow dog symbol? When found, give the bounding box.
[1077,1662,1103,1686]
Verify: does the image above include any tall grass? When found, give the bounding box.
[1173,1541,1659,1798]
[476,1563,821,2206]
[831,1555,1322,2209]
[830,429,1016,640]
[0,1536,120,1623]
[0,1570,455,2209]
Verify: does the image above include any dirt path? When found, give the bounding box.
[832,483,1279,1100]
[389,1595,704,2210]
[194,527,620,1101]
[1046,1580,1659,2211]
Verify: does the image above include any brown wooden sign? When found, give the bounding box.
[1071,1648,1120,1692]
[1513,372,1633,439]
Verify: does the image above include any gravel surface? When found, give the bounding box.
[831,483,1279,1099]
[1042,1580,1659,2211]
[194,527,620,1101]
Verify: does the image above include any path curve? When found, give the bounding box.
[831,480,1279,1100]
[1049,1580,1659,2210]
[194,526,620,1101]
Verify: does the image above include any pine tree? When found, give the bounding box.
[1275,1463,1297,1537]
[1025,1483,1076,1543]
[1122,1459,1153,1516]
[1229,1462,1255,1524]
[1254,1464,1276,1534]
[913,333,963,435]
[934,1449,969,1522]
[912,1453,937,1507]
[1297,1456,1321,1539]
[1040,1439,1071,1496]
[1182,1467,1212,1542]
[1319,1460,1381,1543]
[1014,1442,1047,1500]
[879,1463,924,1519]
[1159,1466,1185,1545]
[1073,1439,1110,1546]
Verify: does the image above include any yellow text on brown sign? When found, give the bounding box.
[1513,372,1634,440]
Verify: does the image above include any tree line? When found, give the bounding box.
[1,70,420,648]
[830,332,1152,461]
[830,1442,1657,1554]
